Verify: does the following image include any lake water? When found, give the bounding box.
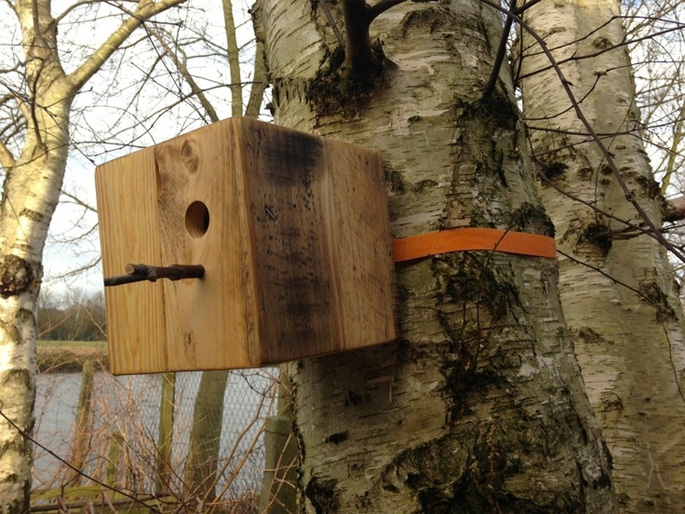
[33,369,277,497]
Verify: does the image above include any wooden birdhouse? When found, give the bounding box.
[95,117,398,374]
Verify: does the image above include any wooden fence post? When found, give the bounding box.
[259,374,296,513]
[66,358,96,486]
[156,372,176,495]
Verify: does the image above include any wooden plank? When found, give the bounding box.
[237,118,397,363]
[239,120,339,362]
[95,148,167,374]
[153,120,258,369]
[322,138,397,352]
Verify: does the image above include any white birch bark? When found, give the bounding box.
[254,1,616,512]
[518,1,685,511]
[0,1,184,510]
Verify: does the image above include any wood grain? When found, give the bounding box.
[96,117,397,374]
[95,147,167,373]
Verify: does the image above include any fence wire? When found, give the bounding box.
[33,365,279,504]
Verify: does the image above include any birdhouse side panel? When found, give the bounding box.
[95,148,168,374]
[238,119,343,363]
[321,142,398,351]
[235,118,398,364]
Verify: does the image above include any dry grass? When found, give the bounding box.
[36,345,108,373]
[32,366,278,513]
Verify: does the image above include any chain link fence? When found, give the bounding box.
[33,364,279,507]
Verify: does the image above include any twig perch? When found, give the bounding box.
[104,263,205,287]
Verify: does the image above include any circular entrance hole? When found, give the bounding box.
[185,201,210,238]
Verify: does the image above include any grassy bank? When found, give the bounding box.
[37,340,108,373]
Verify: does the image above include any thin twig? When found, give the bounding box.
[320,0,345,46]
[0,407,163,514]
[481,0,685,263]
[484,0,517,99]
[559,249,685,406]
[104,263,205,287]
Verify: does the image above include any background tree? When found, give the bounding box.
[37,289,105,341]
[622,2,685,276]
[254,1,615,511]
[517,1,685,510]
[0,1,185,509]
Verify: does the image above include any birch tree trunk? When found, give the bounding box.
[0,1,183,510]
[518,1,685,511]
[254,1,616,512]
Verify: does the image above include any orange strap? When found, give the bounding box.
[393,228,556,263]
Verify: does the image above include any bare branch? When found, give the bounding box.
[516,0,543,14]
[342,0,374,78]
[148,28,220,123]
[0,139,15,169]
[59,188,96,213]
[367,0,409,19]
[484,0,517,98]
[661,101,685,194]
[245,39,267,118]
[67,0,186,91]
[222,0,243,117]
[5,88,30,124]
[53,0,100,24]
[320,0,344,46]
[517,17,685,82]
[482,0,685,263]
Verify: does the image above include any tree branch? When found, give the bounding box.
[59,188,96,214]
[222,0,243,117]
[484,0,516,98]
[368,0,409,19]
[0,140,16,170]
[320,0,345,46]
[342,0,374,78]
[341,0,413,78]
[245,39,268,118]
[660,100,685,194]
[67,0,186,91]
[8,88,31,126]
[53,0,100,24]
[483,0,685,263]
[148,28,220,123]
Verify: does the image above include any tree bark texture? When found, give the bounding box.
[518,1,685,512]
[254,1,616,512]
[0,3,72,510]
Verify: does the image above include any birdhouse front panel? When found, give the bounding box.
[96,118,398,374]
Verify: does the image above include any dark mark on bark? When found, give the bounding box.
[324,431,349,444]
[0,255,36,298]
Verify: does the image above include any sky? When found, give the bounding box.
[32,0,259,299]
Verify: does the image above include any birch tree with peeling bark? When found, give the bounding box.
[517,2,685,511]
[0,1,184,510]
[253,1,616,511]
